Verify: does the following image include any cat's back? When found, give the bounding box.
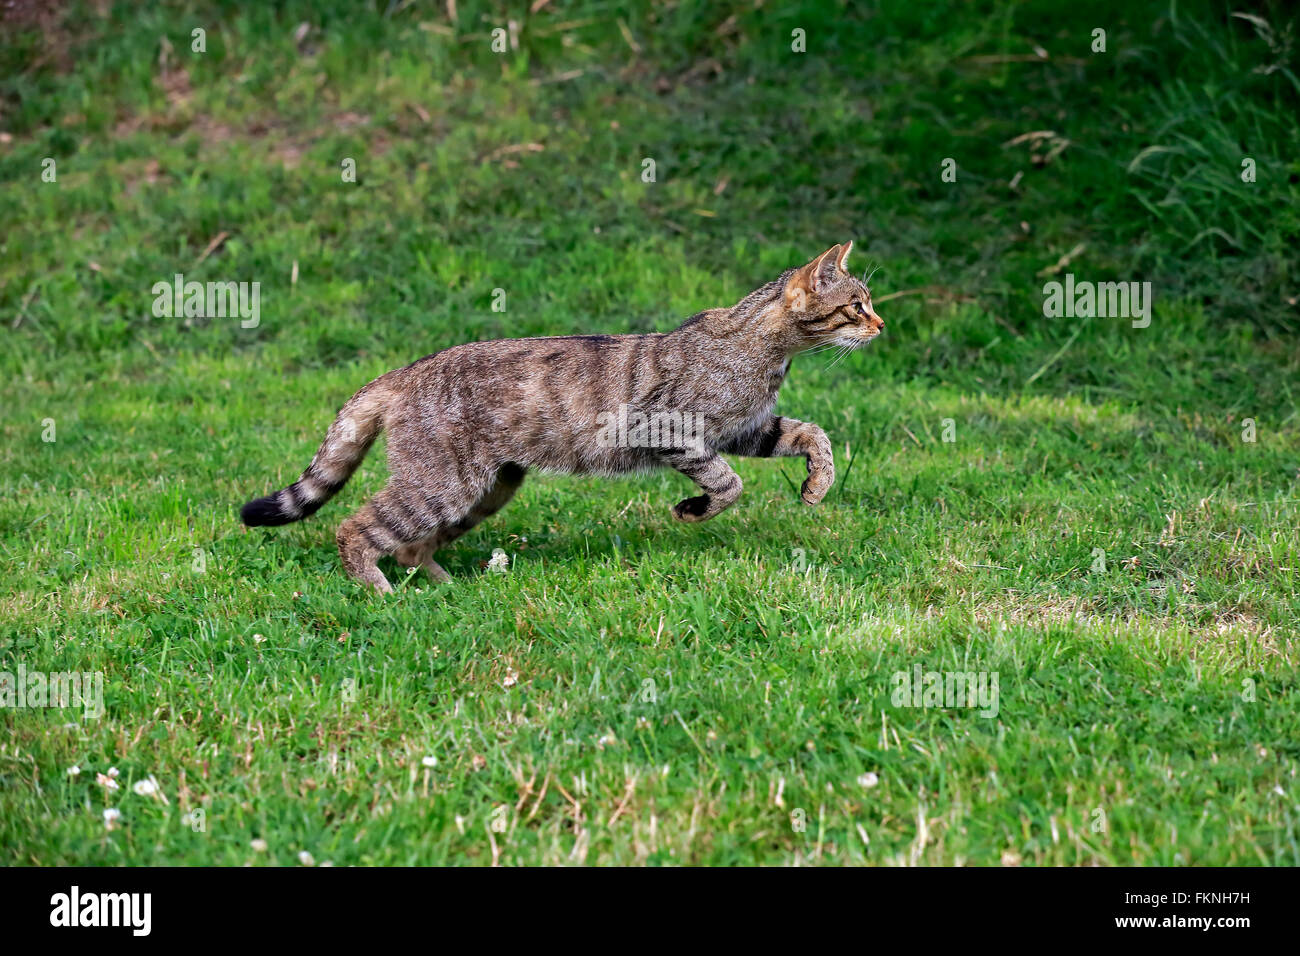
[398,330,672,396]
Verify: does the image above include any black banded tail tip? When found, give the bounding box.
[240,495,292,527]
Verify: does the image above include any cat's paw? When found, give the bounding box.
[800,471,833,505]
[672,495,711,522]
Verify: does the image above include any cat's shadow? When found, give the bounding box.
[364,519,740,583]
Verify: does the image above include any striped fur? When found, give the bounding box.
[240,242,884,592]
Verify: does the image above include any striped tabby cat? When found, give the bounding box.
[241,241,884,591]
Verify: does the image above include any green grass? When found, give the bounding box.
[1,0,1298,865]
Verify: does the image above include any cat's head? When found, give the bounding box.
[782,241,883,350]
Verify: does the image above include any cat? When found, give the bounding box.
[241,241,884,592]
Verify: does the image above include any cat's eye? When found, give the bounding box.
[854,301,868,316]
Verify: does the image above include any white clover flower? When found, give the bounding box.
[250,838,268,852]
[857,772,880,789]
[102,808,121,828]
[67,765,81,777]
[298,850,315,866]
[132,776,161,798]
[96,772,119,791]
[487,550,510,572]
[421,755,437,768]
[107,766,120,778]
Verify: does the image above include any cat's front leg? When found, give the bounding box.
[794,421,835,505]
[662,448,744,522]
[721,416,834,506]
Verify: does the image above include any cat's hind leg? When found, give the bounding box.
[462,462,527,532]
[392,463,526,584]
[393,538,453,584]
[337,473,488,593]
[336,501,402,594]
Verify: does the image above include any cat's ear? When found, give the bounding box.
[787,244,842,310]
[811,243,850,291]
[835,240,853,273]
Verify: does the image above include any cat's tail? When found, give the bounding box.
[240,376,395,527]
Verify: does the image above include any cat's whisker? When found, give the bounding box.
[807,342,849,357]
[803,334,847,352]
[804,340,845,355]
[823,344,851,370]
[826,342,859,370]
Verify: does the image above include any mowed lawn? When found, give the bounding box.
[1,1,1297,865]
